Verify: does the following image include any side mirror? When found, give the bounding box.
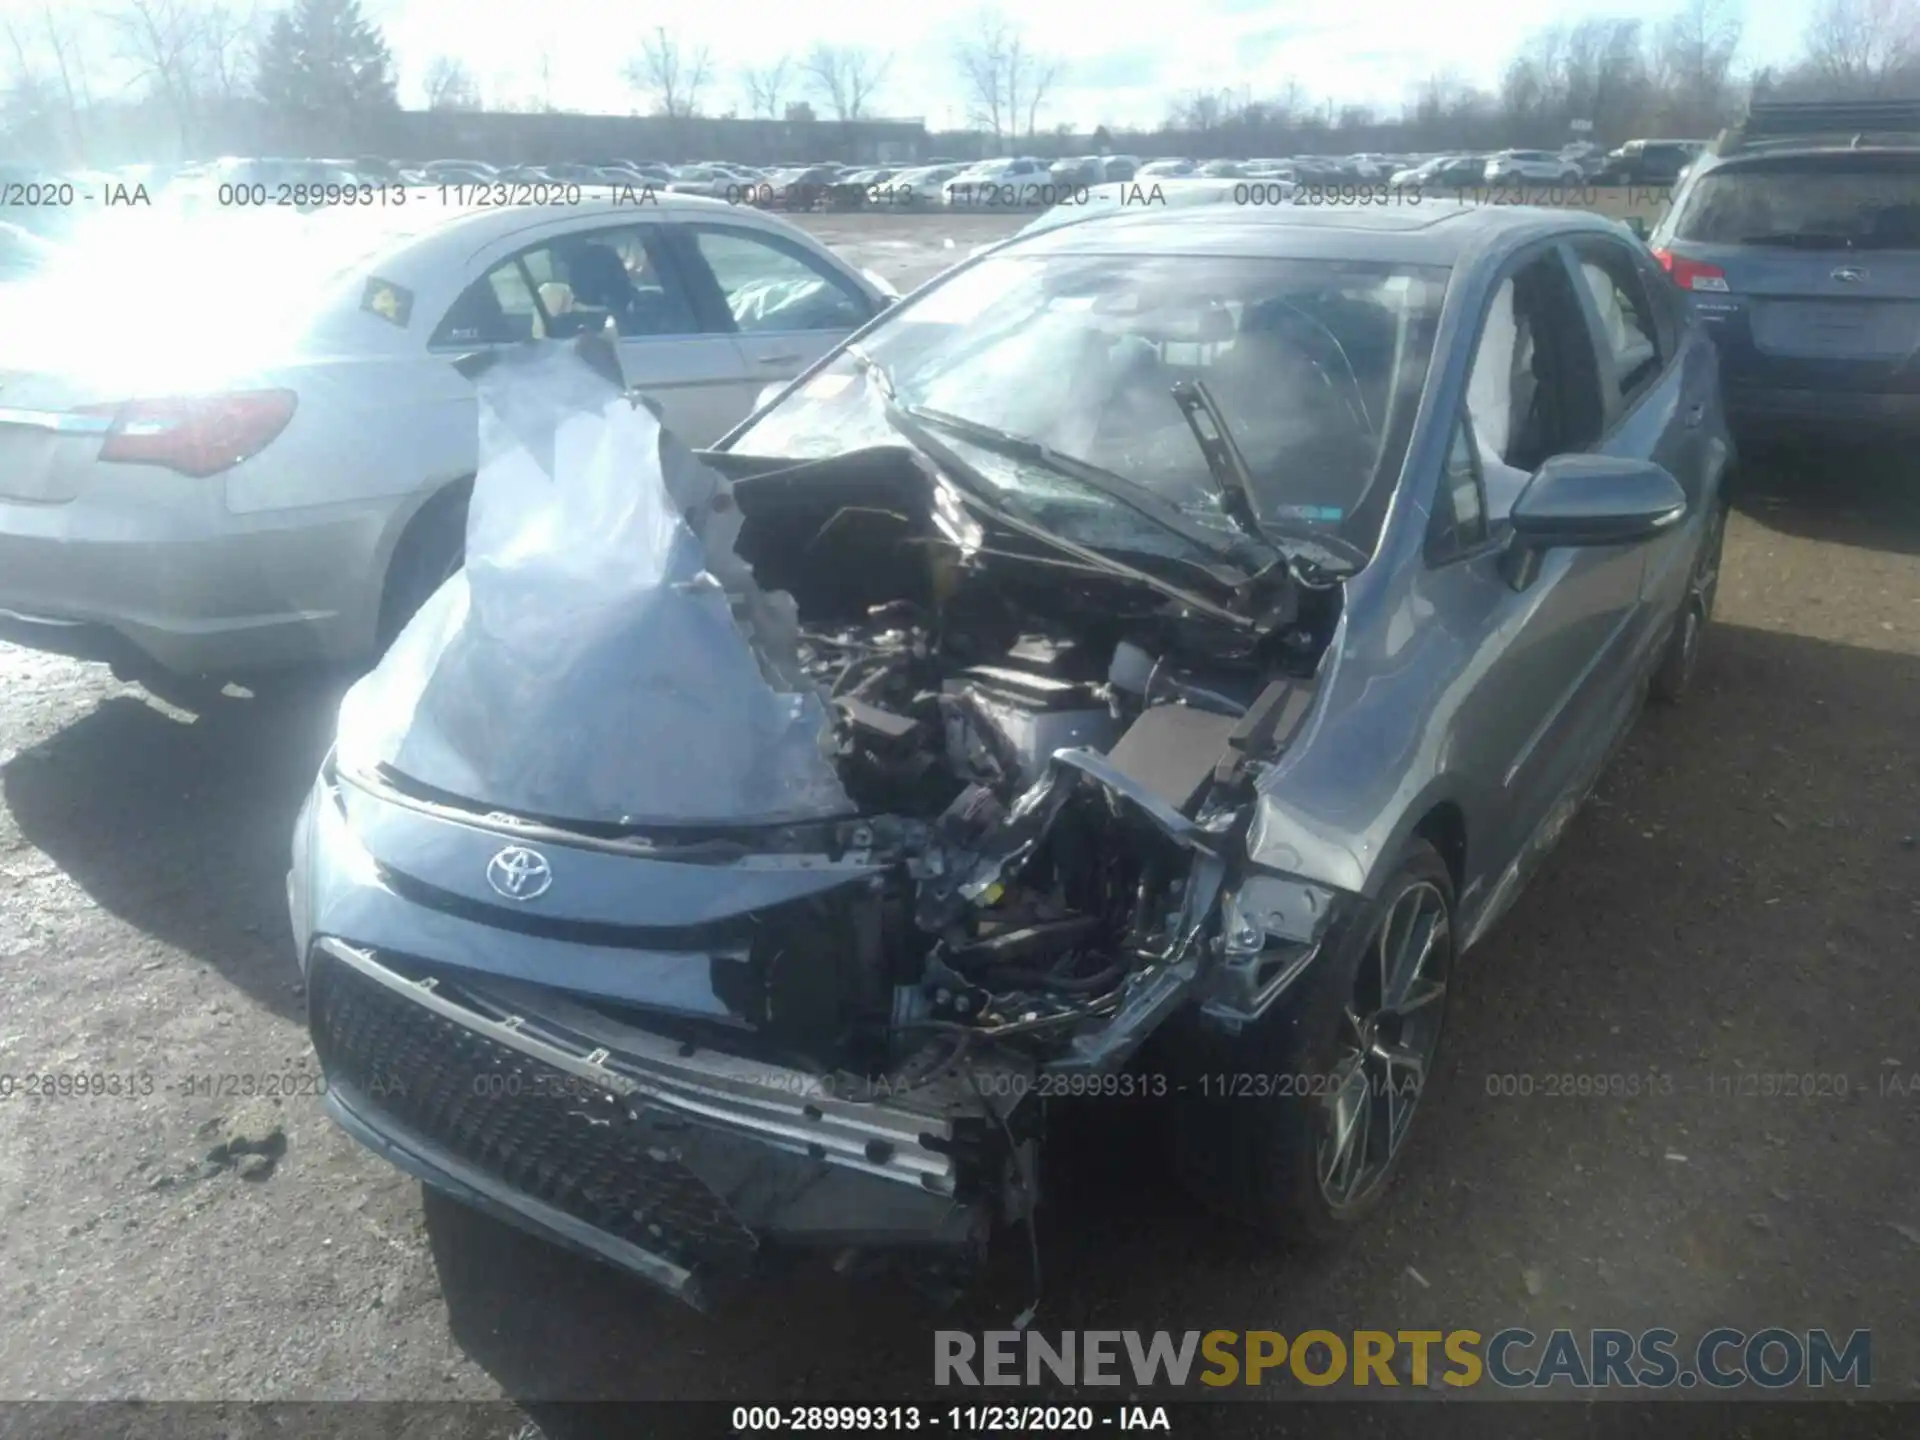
[1510,453,1686,548]
[1624,215,1651,241]
[1501,453,1685,587]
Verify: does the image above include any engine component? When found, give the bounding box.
[1212,677,1316,790]
[944,650,1121,787]
[1108,640,1156,696]
[1105,703,1244,814]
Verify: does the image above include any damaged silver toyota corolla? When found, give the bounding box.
[288,205,1731,1311]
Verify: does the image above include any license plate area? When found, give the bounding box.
[1753,298,1919,360]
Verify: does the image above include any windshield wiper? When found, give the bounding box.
[876,397,1281,630]
[1169,378,1268,540]
[891,400,1278,577]
[1170,378,1367,579]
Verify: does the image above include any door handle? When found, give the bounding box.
[756,353,802,366]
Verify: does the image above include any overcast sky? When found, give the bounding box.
[0,0,1817,131]
[365,0,1814,128]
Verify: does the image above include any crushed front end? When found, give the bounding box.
[289,340,1351,1308]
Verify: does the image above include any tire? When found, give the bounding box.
[376,485,469,655]
[1165,838,1456,1242]
[1650,494,1728,704]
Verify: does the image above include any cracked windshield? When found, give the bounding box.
[730,252,1447,564]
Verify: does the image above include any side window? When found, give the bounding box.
[432,263,540,347]
[1572,240,1664,407]
[688,227,873,334]
[430,226,700,348]
[1464,254,1605,476]
[535,226,700,339]
[1428,410,1490,562]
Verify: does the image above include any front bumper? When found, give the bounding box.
[306,937,1010,1309]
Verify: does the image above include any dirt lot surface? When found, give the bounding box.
[1,211,1916,1432]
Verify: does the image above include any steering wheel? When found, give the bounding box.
[1258,301,1377,440]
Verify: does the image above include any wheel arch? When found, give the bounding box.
[1410,799,1469,899]
[372,474,474,646]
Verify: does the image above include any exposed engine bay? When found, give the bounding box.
[702,437,1340,1087]
[313,342,1352,1304]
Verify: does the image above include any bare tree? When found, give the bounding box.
[801,44,890,121]
[2,7,97,156]
[422,55,481,111]
[954,9,1062,147]
[534,48,557,113]
[1799,0,1920,92]
[1268,76,1313,128]
[624,25,713,119]
[1021,53,1062,138]
[1167,89,1232,132]
[100,0,205,146]
[199,2,259,105]
[98,0,258,146]
[741,54,792,119]
[1655,0,1743,132]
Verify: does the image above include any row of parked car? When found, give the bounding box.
[1,135,1709,245]
[1389,140,1709,189]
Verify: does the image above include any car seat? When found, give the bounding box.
[552,243,637,336]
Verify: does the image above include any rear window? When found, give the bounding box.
[1674,154,1920,248]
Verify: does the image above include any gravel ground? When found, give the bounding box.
[1,213,1916,1427]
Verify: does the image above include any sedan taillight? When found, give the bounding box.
[79,390,298,477]
[1652,249,1729,293]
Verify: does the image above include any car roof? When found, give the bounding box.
[365,190,857,288]
[1688,142,1920,178]
[1010,199,1628,266]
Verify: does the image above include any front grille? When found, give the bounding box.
[308,948,759,1279]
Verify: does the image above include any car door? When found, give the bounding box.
[434,220,749,446]
[1564,233,1717,653]
[670,221,882,425]
[1427,242,1650,923]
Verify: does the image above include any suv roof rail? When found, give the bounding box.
[1716,99,1920,155]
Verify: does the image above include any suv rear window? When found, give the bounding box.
[1674,153,1920,248]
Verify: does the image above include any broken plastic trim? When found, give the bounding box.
[911,743,1239,1075]
[1200,870,1353,1031]
[916,745,1215,934]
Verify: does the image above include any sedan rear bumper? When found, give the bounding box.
[0,494,392,675]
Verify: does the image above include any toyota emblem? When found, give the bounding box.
[1832,265,1868,283]
[486,845,552,901]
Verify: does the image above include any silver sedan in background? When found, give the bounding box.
[0,193,892,698]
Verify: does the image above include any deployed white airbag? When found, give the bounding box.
[335,341,852,826]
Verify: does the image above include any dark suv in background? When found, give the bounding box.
[1649,99,1920,442]
[1593,138,1706,186]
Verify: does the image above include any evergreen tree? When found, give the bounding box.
[254,0,399,130]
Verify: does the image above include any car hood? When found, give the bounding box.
[333,338,853,829]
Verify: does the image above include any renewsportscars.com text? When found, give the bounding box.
[934,1328,1871,1390]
